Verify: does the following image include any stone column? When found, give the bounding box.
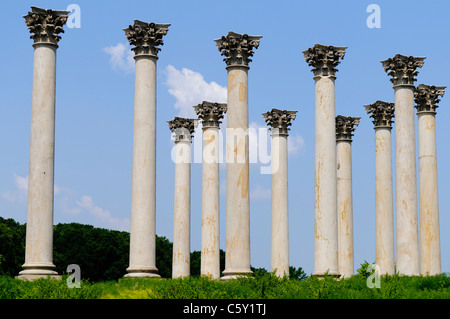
[168,118,197,278]
[303,44,346,278]
[414,84,445,275]
[194,101,227,279]
[18,7,69,280]
[215,32,261,280]
[124,21,170,278]
[335,116,360,278]
[364,101,395,276]
[381,54,425,275]
[263,109,297,278]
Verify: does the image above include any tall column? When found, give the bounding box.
[18,7,69,280]
[364,101,395,275]
[335,116,360,278]
[194,101,227,279]
[381,54,425,275]
[215,32,261,280]
[414,84,445,275]
[303,44,346,278]
[124,21,170,278]
[263,109,297,278]
[168,118,197,278]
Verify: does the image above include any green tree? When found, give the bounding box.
[0,217,25,276]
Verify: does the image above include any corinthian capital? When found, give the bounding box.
[194,101,227,129]
[336,115,360,142]
[24,7,69,47]
[168,117,198,143]
[262,109,297,135]
[124,20,170,58]
[215,31,262,68]
[364,100,395,129]
[414,84,446,114]
[303,44,347,78]
[381,54,425,87]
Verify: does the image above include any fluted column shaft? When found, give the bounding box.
[170,123,195,278]
[195,101,227,279]
[19,7,69,280]
[335,116,359,278]
[415,84,445,275]
[215,32,261,280]
[382,54,424,275]
[263,109,297,278]
[124,21,170,278]
[304,44,346,277]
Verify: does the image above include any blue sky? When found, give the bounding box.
[0,0,449,276]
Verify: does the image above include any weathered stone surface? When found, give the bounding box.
[168,117,198,142]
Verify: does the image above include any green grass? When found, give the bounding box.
[0,272,449,299]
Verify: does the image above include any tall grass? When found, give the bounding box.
[1,272,449,299]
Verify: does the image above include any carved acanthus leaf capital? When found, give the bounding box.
[194,101,227,129]
[24,7,69,46]
[215,31,262,68]
[124,20,170,57]
[414,84,446,114]
[262,108,297,135]
[303,44,347,78]
[381,54,425,87]
[168,117,198,142]
[336,115,360,142]
[364,100,395,129]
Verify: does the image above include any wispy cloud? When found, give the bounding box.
[165,65,227,117]
[103,42,134,74]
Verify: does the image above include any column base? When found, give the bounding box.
[17,262,61,281]
[124,266,160,278]
[220,269,253,281]
[312,271,341,280]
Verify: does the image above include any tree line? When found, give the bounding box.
[0,216,305,281]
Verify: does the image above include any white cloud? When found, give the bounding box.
[76,195,130,231]
[288,134,305,155]
[165,65,227,117]
[103,42,135,74]
[1,174,28,203]
[250,184,271,201]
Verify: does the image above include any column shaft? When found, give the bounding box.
[201,127,221,278]
[172,136,191,278]
[418,112,440,275]
[394,86,420,275]
[314,76,339,277]
[337,140,353,278]
[19,44,59,279]
[271,132,289,277]
[126,55,160,277]
[223,66,252,279]
[374,127,395,275]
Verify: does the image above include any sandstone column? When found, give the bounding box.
[414,84,445,275]
[215,32,261,280]
[194,101,227,279]
[263,109,297,278]
[18,7,69,280]
[168,117,197,278]
[365,101,395,275]
[124,21,170,278]
[381,54,425,275]
[303,44,346,278]
[335,116,360,278]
